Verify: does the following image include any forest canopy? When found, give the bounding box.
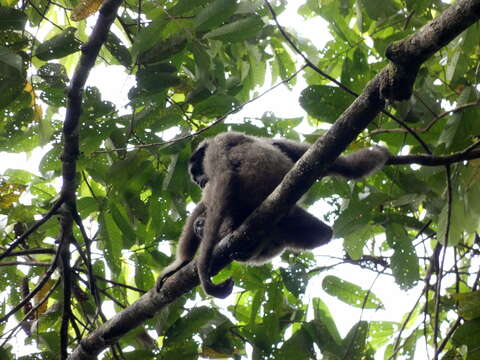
[0,0,480,359]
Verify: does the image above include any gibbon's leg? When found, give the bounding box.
[156,202,206,291]
[328,146,390,179]
[270,139,309,162]
[280,206,333,251]
[196,172,237,298]
[238,206,332,265]
[271,139,390,180]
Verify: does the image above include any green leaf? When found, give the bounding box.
[39,146,62,176]
[304,320,342,357]
[271,37,296,83]
[451,291,480,320]
[192,94,240,118]
[368,321,398,349]
[165,306,219,343]
[38,63,68,87]
[160,340,198,360]
[343,225,375,259]
[0,45,24,109]
[35,27,80,61]
[0,7,27,30]
[277,327,315,360]
[77,197,98,219]
[279,262,307,298]
[322,275,385,309]
[136,65,181,93]
[438,86,474,150]
[0,30,31,51]
[134,253,154,289]
[437,197,467,247]
[99,211,122,276]
[312,297,342,344]
[452,318,480,358]
[341,321,368,360]
[360,0,398,20]
[300,85,353,123]
[204,16,264,42]
[169,0,213,15]
[385,223,419,289]
[334,193,387,239]
[194,0,238,32]
[38,331,61,354]
[109,201,136,248]
[105,32,132,67]
[137,34,187,65]
[202,321,244,358]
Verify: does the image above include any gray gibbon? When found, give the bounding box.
[156,132,390,298]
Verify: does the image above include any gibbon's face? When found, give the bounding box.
[189,142,209,188]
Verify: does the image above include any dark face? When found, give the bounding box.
[189,142,208,188]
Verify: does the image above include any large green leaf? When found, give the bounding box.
[341,321,369,360]
[204,16,264,42]
[300,85,353,123]
[105,32,132,67]
[452,318,480,359]
[0,46,24,109]
[137,34,187,65]
[277,327,315,360]
[165,306,220,343]
[192,94,240,118]
[385,223,419,289]
[322,275,385,309]
[0,7,27,30]
[136,64,181,93]
[193,0,238,31]
[35,27,80,61]
[169,0,213,15]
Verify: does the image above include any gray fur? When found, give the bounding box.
[156,132,390,298]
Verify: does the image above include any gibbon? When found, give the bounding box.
[156,132,390,298]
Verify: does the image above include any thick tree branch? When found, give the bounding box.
[388,149,480,166]
[68,0,480,358]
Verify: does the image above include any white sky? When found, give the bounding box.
[1,4,434,359]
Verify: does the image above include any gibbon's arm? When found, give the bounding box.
[271,138,390,180]
[269,138,309,162]
[328,146,390,179]
[156,202,206,291]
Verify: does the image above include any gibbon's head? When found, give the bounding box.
[188,140,209,188]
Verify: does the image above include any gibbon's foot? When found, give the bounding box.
[203,277,234,298]
[155,274,168,292]
[155,259,190,292]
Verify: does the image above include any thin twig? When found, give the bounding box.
[263,0,431,154]
[93,64,307,154]
[370,100,480,136]
[433,165,452,357]
[0,239,62,324]
[0,197,64,262]
[0,279,61,348]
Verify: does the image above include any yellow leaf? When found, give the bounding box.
[33,104,43,122]
[34,280,54,315]
[23,81,33,93]
[71,0,104,21]
[0,182,26,208]
[24,80,36,106]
